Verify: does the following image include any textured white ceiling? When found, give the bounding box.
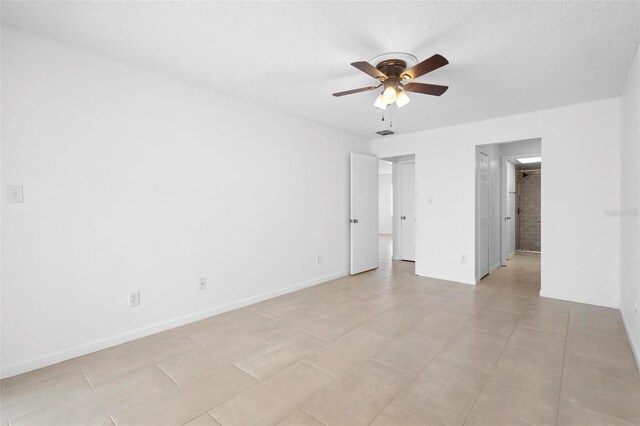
[2,1,639,138]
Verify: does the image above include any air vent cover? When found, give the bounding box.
[376,130,395,136]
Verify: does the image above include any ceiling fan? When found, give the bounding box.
[332,52,449,109]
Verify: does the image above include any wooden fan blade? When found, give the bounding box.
[402,54,449,80]
[351,61,387,80]
[332,85,380,97]
[403,82,449,96]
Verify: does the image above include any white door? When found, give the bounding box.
[508,161,516,257]
[350,153,379,274]
[400,162,416,261]
[478,152,490,277]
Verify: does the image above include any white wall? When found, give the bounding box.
[620,45,640,367]
[0,27,369,378]
[372,98,621,308]
[378,173,392,234]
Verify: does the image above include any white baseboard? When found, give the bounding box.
[0,269,349,379]
[539,289,619,309]
[416,270,475,286]
[620,309,640,371]
[489,262,502,273]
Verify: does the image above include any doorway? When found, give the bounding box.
[378,155,416,267]
[474,138,542,281]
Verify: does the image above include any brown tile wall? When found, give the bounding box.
[516,170,541,252]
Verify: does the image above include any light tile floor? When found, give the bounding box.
[2,241,640,425]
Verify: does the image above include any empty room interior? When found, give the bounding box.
[1,2,640,425]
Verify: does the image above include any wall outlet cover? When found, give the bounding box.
[129,291,140,307]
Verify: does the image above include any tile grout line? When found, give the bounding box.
[79,366,95,389]
[300,407,328,425]
[155,364,180,386]
[555,306,572,426]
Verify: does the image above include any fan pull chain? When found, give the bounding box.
[390,108,393,128]
[381,110,385,122]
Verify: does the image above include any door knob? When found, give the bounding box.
[401,216,407,220]
[350,219,359,223]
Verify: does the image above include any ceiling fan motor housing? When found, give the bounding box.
[375,59,408,80]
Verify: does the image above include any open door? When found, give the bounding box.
[478,152,490,277]
[502,160,516,264]
[400,162,416,261]
[351,152,379,274]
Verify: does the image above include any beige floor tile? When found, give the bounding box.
[0,363,83,396]
[234,332,327,381]
[372,330,447,375]
[81,335,202,386]
[561,355,640,424]
[303,360,412,426]
[303,345,366,379]
[475,378,558,425]
[392,358,488,425]
[487,355,562,397]
[0,343,134,393]
[557,400,635,426]
[10,366,175,426]
[466,308,521,337]
[0,368,92,422]
[570,309,622,335]
[408,309,473,342]
[486,292,530,315]
[566,325,633,370]
[257,298,311,320]
[183,413,221,425]
[299,309,373,341]
[526,296,571,316]
[436,328,508,374]
[371,406,426,426]
[440,289,494,315]
[210,362,333,425]
[518,310,568,336]
[323,328,389,359]
[501,327,566,372]
[358,307,425,338]
[422,281,468,299]
[112,364,257,426]
[464,403,532,426]
[158,335,267,384]
[277,410,325,426]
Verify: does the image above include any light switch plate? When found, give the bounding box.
[7,185,24,203]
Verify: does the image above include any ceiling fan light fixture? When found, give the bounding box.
[382,86,397,104]
[396,90,410,108]
[374,94,387,110]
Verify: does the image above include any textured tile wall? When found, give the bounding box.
[516,170,541,252]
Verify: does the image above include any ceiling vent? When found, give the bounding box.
[376,130,395,136]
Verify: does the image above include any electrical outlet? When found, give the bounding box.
[316,255,322,265]
[460,254,467,264]
[129,291,140,307]
[200,277,207,290]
